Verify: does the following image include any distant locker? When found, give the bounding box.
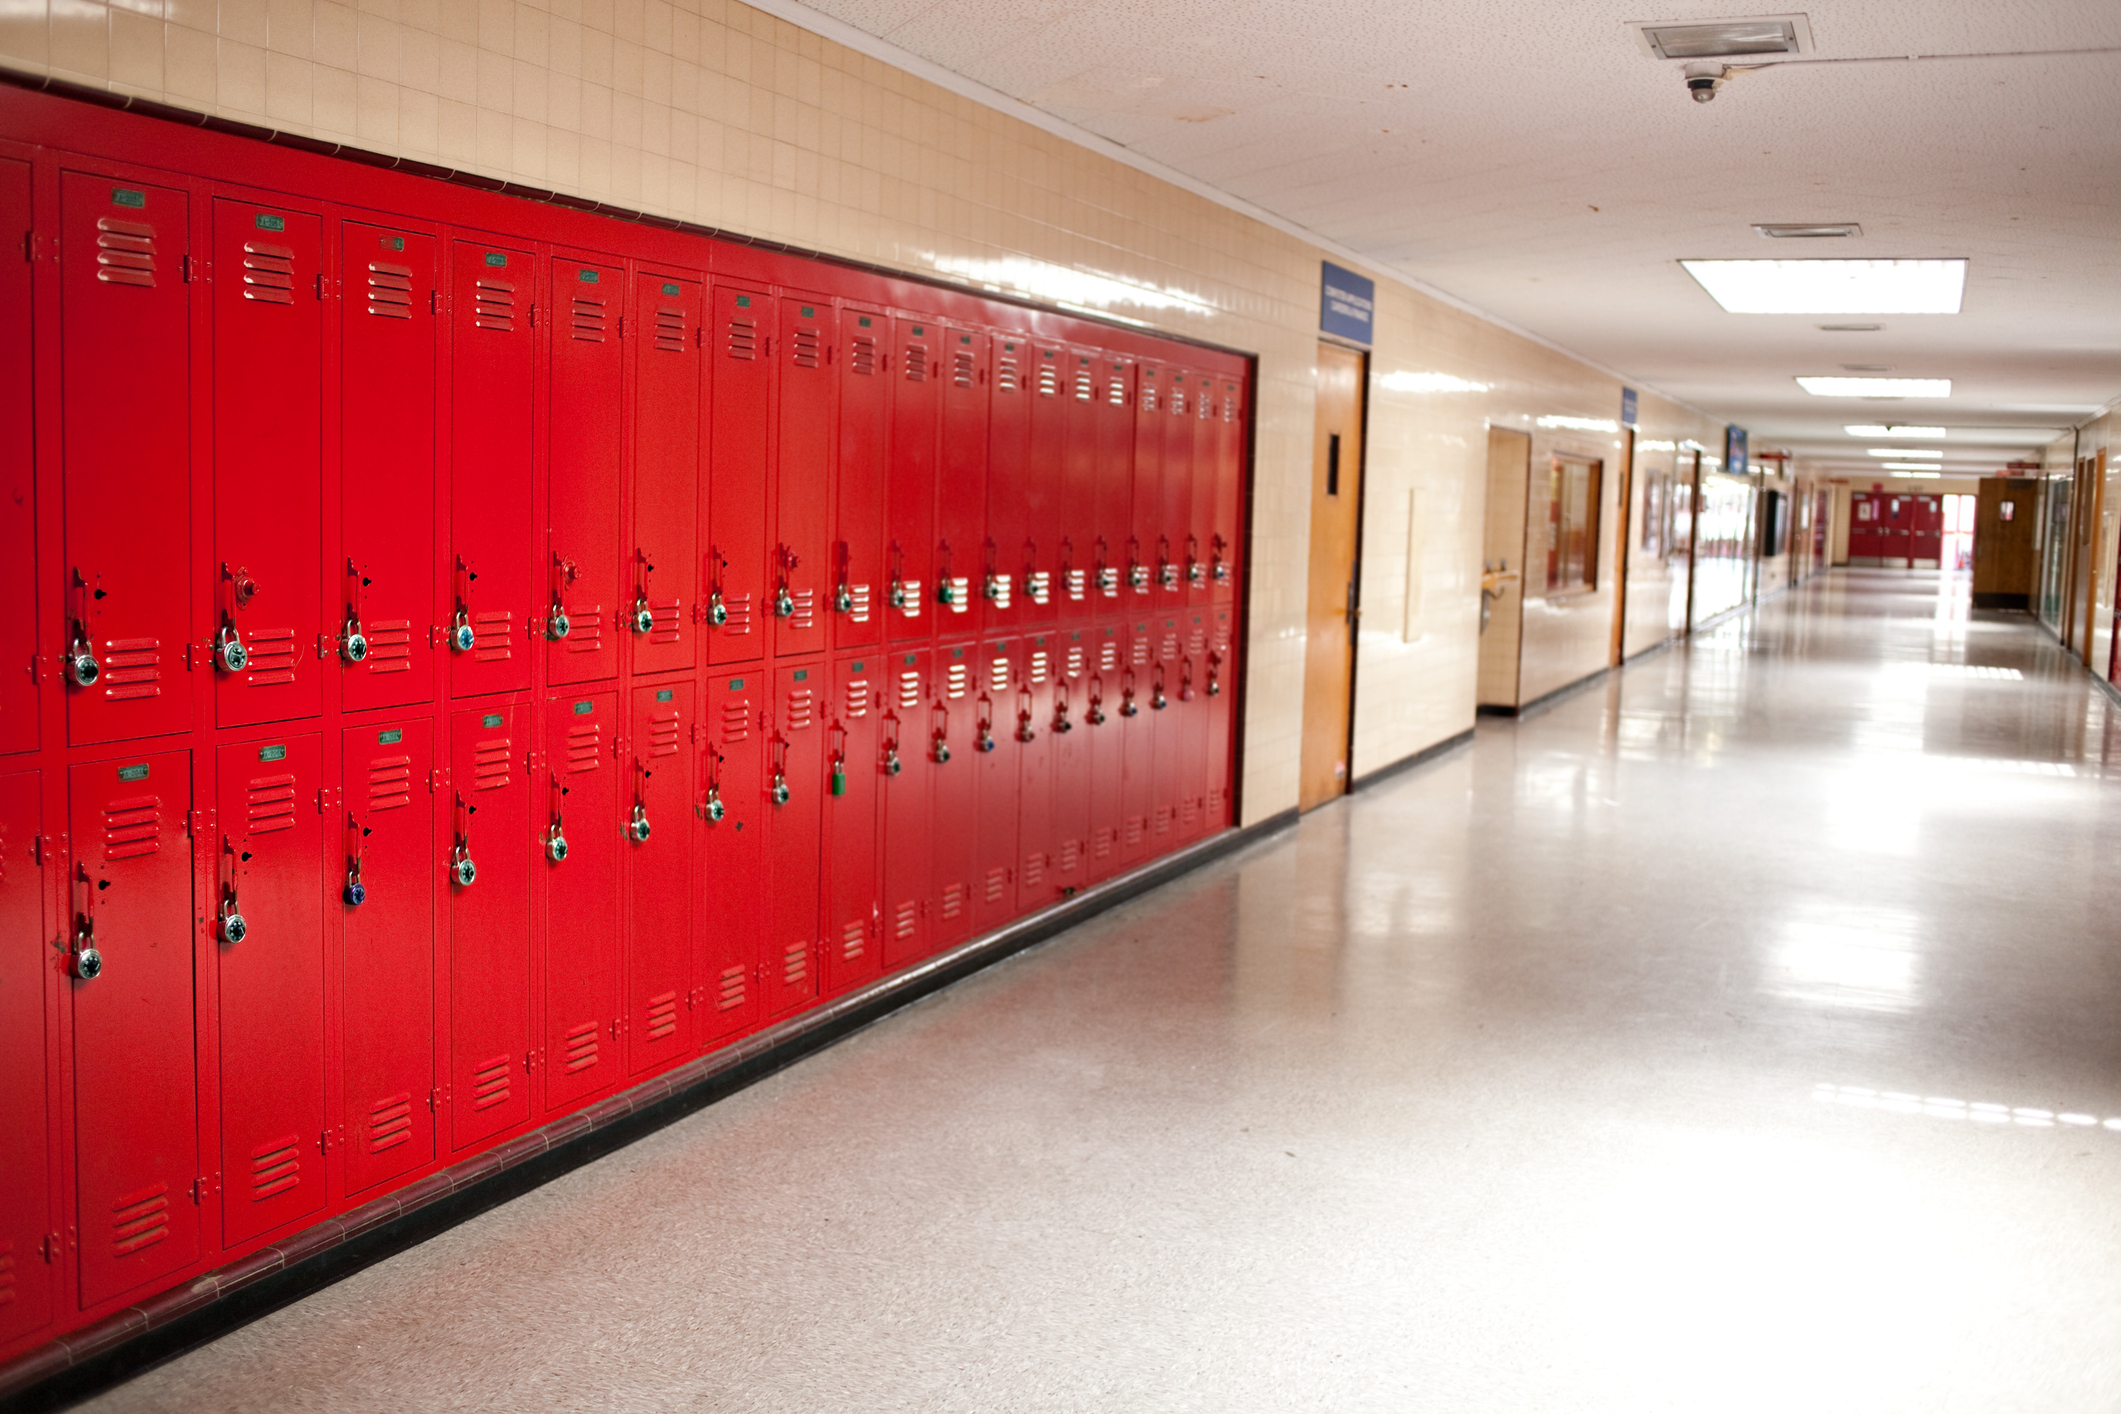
[983,335,1030,638]
[545,254,625,686]
[831,307,889,649]
[0,769,53,1344]
[705,285,770,665]
[970,636,1021,933]
[541,691,621,1114]
[1046,628,1092,897]
[1015,632,1059,912]
[764,662,824,1017]
[697,670,764,1042]
[1118,617,1157,866]
[626,680,694,1074]
[885,318,940,641]
[773,294,833,658]
[930,641,980,947]
[822,653,883,995]
[878,648,933,970]
[448,242,536,698]
[935,327,987,638]
[630,271,704,677]
[0,160,32,756]
[1085,621,1126,882]
[447,703,532,1150]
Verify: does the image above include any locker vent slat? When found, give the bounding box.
[784,687,814,732]
[645,992,679,1041]
[1064,646,1085,677]
[249,1134,301,1200]
[103,795,160,860]
[473,609,513,660]
[368,756,413,810]
[569,295,607,343]
[1154,806,1174,837]
[893,901,917,940]
[716,963,747,1011]
[649,598,682,643]
[563,1021,600,1072]
[952,349,974,387]
[1141,386,1158,413]
[110,1183,170,1257]
[1059,838,1081,873]
[567,724,601,773]
[897,671,921,711]
[903,344,927,382]
[792,324,821,369]
[246,774,298,834]
[720,700,751,744]
[366,262,414,319]
[1036,364,1058,398]
[94,217,157,287]
[1028,650,1049,683]
[719,590,753,637]
[243,626,298,684]
[996,353,1017,391]
[1109,376,1127,407]
[945,663,968,699]
[1224,391,1238,422]
[849,336,877,375]
[364,619,412,671]
[987,656,1010,693]
[842,680,869,719]
[473,278,515,332]
[1022,852,1045,890]
[367,1094,414,1152]
[845,583,871,623]
[653,307,686,353]
[841,920,865,962]
[725,315,757,360]
[1207,787,1226,817]
[470,1054,511,1109]
[1100,642,1120,671]
[983,868,1006,905]
[940,882,965,919]
[1093,827,1116,861]
[648,709,681,756]
[788,588,816,632]
[1073,370,1093,401]
[1124,816,1145,846]
[781,940,807,988]
[1170,387,1187,417]
[473,737,512,790]
[241,241,296,305]
[565,605,604,655]
[100,637,160,699]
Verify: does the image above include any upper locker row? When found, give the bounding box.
[3,172,1245,758]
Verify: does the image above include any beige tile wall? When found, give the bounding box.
[0,0,1720,818]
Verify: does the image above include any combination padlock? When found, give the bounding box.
[1120,692,1138,719]
[834,583,854,614]
[975,725,996,753]
[548,604,572,640]
[546,823,570,863]
[631,596,655,634]
[773,586,795,618]
[1129,564,1150,592]
[883,744,903,776]
[70,922,102,981]
[342,619,370,663]
[932,733,952,765]
[1213,561,1230,585]
[701,786,726,823]
[1151,684,1168,711]
[1086,702,1105,726]
[219,896,248,945]
[936,580,957,609]
[1053,705,1073,734]
[343,872,367,907]
[1016,715,1036,744]
[983,573,1004,602]
[628,803,652,842]
[889,580,908,610]
[1188,562,1207,587]
[69,641,101,687]
[770,773,791,807]
[1207,670,1221,697]
[450,612,477,653]
[451,848,478,887]
[707,592,729,627]
[215,624,249,673]
[1159,563,1180,590]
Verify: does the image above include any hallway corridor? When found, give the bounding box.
[86,571,2121,1413]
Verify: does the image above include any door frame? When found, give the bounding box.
[1299,337,1370,809]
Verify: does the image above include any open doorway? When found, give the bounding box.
[1943,492,1975,572]
[1298,342,1367,810]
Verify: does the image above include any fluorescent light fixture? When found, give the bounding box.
[1755,223,1861,239]
[1683,259,1967,314]
[1381,370,1492,395]
[1883,462,1944,471]
[1867,448,1941,458]
[1632,15,1811,59]
[1536,415,1620,433]
[1847,425,1947,438]
[1890,470,1942,479]
[1819,323,1885,332]
[1799,377,1952,398]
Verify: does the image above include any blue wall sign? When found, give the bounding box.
[1320,262,1375,346]
[1620,388,1637,427]
[1726,425,1749,476]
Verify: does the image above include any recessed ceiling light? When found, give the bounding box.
[1842,363,1895,372]
[1883,462,1944,471]
[1799,377,1952,397]
[1867,448,1942,457]
[1755,223,1862,239]
[1632,15,1811,59]
[1819,323,1884,332]
[1683,259,1967,314]
[1846,425,1947,437]
[1890,470,1943,479]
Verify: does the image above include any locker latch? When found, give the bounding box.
[344,812,368,906]
[1186,535,1207,588]
[772,547,798,618]
[1179,661,1196,704]
[451,793,478,886]
[1119,671,1139,718]
[930,703,952,764]
[1085,678,1106,727]
[1211,535,1230,584]
[66,569,100,687]
[549,553,578,640]
[768,737,791,807]
[1150,665,1169,712]
[1052,685,1074,734]
[1206,653,1223,698]
[974,697,996,754]
[340,558,370,663]
[450,557,478,652]
[628,762,653,841]
[216,563,255,672]
[546,773,570,863]
[1015,685,1036,744]
[881,733,902,777]
[631,550,657,634]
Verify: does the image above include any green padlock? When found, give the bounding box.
[830,759,847,796]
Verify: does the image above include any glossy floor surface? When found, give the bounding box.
[83,571,2121,1412]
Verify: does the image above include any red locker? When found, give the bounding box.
[0,769,53,1344]
[1057,348,1101,625]
[1150,614,1183,848]
[705,285,770,665]
[1175,612,1210,842]
[878,648,932,970]
[446,702,531,1150]
[1016,342,1067,629]
[1159,370,1195,607]
[1211,375,1244,604]
[61,174,192,747]
[773,295,833,658]
[545,255,625,686]
[697,670,764,1043]
[885,318,939,642]
[0,161,35,757]
[1128,363,1164,608]
[831,308,888,649]
[764,662,824,1017]
[1118,616,1157,866]
[212,198,325,728]
[930,640,979,948]
[982,335,1030,636]
[448,241,536,697]
[540,691,619,1113]
[1047,629,1091,897]
[1205,605,1235,829]
[626,681,693,1074]
[969,636,1020,933]
[630,272,703,677]
[1187,370,1218,607]
[340,718,435,1195]
[68,750,198,1307]
[1093,356,1136,610]
[213,734,326,1246]
[1015,632,1058,912]
[821,654,881,995]
[340,223,438,712]
[1085,621,1125,881]
[935,328,988,638]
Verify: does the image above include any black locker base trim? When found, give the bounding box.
[0,810,1297,1413]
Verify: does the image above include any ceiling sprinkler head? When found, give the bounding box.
[1685,61,1728,102]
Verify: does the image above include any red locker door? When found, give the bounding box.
[0,161,35,757]
[1015,632,1058,913]
[61,174,192,747]
[1047,629,1091,897]
[1176,611,1210,841]
[1016,342,1066,629]
[340,718,435,1195]
[1086,621,1125,881]
[705,284,770,666]
[447,703,531,1150]
[630,272,702,677]
[885,318,939,641]
[213,198,324,728]
[1211,375,1244,604]
[540,691,619,1113]
[68,750,198,1307]
[878,649,932,970]
[1187,371,1217,606]
[697,670,764,1043]
[1094,356,1136,610]
[626,681,694,1074]
[970,636,1020,933]
[1150,614,1182,850]
[214,734,326,1246]
[1118,617,1156,866]
[935,328,988,638]
[546,256,624,686]
[832,308,888,649]
[1057,348,1101,624]
[1128,363,1164,609]
[764,662,823,1017]
[772,295,833,659]
[449,242,535,697]
[930,641,979,947]
[982,335,1031,636]
[822,654,881,995]
[341,224,438,711]
[0,768,54,1344]
[1205,605,1235,829]
[1159,371,1195,607]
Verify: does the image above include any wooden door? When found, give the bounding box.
[1298,344,1365,810]
[1475,428,1530,709]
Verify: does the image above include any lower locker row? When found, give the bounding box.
[0,610,1236,1341]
